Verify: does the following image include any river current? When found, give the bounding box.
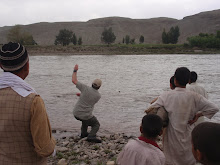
[1,54,220,136]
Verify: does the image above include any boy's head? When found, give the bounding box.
[191,122,220,165]
[174,67,190,87]
[170,75,176,90]
[189,71,198,84]
[140,114,163,138]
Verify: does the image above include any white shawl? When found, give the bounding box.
[0,72,36,97]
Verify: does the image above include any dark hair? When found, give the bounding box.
[174,67,190,86]
[192,122,220,163]
[142,114,163,138]
[3,61,28,74]
[170,75,176,88]
[92,84,100,90]
[190,71,197,83]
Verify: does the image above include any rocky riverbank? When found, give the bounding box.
[48,131,162,165]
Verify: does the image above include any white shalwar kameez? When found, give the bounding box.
[186,82,209,126]
[150,87,219,165]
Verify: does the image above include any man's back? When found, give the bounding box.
[73,81,101,120]
[117,138,165,165]
[0,88,47,165]
[152,87,218,165]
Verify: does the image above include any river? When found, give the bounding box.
[1,54,220,136]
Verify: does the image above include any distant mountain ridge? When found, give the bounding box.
[0,9,219,45]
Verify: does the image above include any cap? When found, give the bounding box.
[92,79,102,88]
[0,42,29,71]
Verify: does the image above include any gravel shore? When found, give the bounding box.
[48,130,163,165]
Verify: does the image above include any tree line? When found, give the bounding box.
[101,28,145,45]
[6,25,220,49]
[7,25,37,45]
[186,31,220,48]
[54,29,82,46]
[162,26,180,44]
[6,25,178,46]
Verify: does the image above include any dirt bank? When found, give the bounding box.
[26,45,220,56]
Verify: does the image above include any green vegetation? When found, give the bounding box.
[162,26,180,44]
[104,149,111,154]
[122,35,136,44]
[54,29,82,46]
[56,152,64,159]
[55,29,73,46]
[72,33,77,45]
[84,160,91,164]
[139,35,144,44]
[25,43,220,55]
[130,38,135,44]
[187,31,220,48]
[78,37,82,45]
[125,35,130,45]
[93,145,100,150]
[7,25,36,45]
[96,161,105,165]
[101,27,116,44]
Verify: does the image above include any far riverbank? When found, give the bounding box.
[25,44,220,55]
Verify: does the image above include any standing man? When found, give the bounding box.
[0,42,55,165]
[147,67,219,165]
[187,71,208,126]
[187,71,208,99]
[72,64,102,143]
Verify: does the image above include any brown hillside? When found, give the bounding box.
[0,9,219,45]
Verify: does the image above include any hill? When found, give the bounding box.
[0,9,219,45]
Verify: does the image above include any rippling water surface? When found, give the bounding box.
[1,54,220,136]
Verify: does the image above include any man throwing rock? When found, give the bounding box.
[72,64,102,143]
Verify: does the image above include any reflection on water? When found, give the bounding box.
[1,54,220,136]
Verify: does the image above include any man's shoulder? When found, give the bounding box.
[76,81,89,89]
[188,83,205,90]
[125,138,164,157]
[76,81,84,86]
[159,89,175,97]
[125,138,149,149]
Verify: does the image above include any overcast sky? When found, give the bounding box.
[0,0,219,27]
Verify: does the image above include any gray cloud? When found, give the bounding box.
[0,0,219,27]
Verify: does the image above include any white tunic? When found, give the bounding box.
[187,82,209,126]
[150,87,219,165]
[187,82,208,99]
[117,138,165,165]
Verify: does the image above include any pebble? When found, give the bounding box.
[48,132,162,165]
[57,158,67,165]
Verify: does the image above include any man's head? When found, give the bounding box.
[0,42,29,79]
[174,67,190,87]
[191,122,220,165]
[170,75,176,90]
[92,79,102,90]
[140,114,163,139]
[189,71,197,84]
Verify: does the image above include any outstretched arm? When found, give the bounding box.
[72,64,78,85]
